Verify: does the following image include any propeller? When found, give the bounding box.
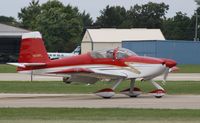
[124,62,141,74]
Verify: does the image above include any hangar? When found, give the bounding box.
[122,40,200,64]
[0,23,29,63]
[81,28,165,54]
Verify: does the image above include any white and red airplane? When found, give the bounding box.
[8,32,177,98]
[48,46,80,60]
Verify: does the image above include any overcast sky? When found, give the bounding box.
[0,0,197,21]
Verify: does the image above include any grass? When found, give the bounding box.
[177,64,200,73]
[0,108,199,123]
[0,64,16,73]
[0,80,199,94]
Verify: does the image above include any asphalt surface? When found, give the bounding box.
[1,73,200,81]
[0,93,200,109]
[0,73,199,109]
[0,73,62,81]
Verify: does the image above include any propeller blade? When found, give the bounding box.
[124,62,141,74]
[169,66,179,72]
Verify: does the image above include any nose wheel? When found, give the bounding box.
[150,89,165,98]
[150,80,166,98]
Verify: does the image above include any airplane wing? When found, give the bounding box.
[49,65,128,79]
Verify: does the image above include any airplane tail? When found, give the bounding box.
[18,31,50,63]
[7,31,50,70]
[72,46,81,54]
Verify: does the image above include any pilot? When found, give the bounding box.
[106,50,113,58]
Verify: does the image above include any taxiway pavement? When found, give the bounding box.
[0,93,200,109]
[0,73,200,81]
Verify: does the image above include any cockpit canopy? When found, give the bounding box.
[90,48,137,59]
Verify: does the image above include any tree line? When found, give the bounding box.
[0,0,199,52]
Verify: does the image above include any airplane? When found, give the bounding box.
[48,46,80,60]
[8,31,177,99]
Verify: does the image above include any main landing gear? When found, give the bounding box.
[95,78,142,98]
[95,78,166,99]
[95,79,122,98]
[120,78,142,97]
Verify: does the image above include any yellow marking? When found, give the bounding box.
[124,62,141,74]
[32,54,42,58]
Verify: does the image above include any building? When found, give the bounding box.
[0,23,29,63]
[81,28,165,54]
[122,40,200,64]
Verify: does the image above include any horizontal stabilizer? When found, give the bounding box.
[7,63,46,68]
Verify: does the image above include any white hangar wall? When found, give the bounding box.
[81,28,165,54]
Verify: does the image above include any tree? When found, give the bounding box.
[195,0,200,5]
[0,16,20,27]
[79,11,93,37]
[95,2,169,29]
[18,0,41,29]
[127,2,169,28]
[18,0,84,52]
[95,5,127,28]
[80,11,93,28]
[163,12,193,40]
[35,0,83,52]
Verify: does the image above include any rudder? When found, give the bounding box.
[18,31,50,63]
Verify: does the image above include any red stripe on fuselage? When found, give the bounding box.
[17,53,165,71]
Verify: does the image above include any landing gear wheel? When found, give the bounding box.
[120,87,142,98]
[95,88,115,99]
[155,96,162,98]
[129,95,139,98]
[102,96,112,99]
[149,89,165,98]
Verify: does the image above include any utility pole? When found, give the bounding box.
[31,70,33,82]
[195,10,199,41]
[195,0,200,41]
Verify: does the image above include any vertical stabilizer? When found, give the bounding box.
[18,31,50,63]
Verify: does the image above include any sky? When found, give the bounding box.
[0,0,197,21]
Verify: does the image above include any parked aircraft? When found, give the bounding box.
[8,32,177,98]
[48,46,80,60]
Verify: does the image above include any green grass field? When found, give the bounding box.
[0,80,199,94]
[0,64,16,73]
[1,64,200,73]
[177,64,200,73]
[0,108,199,123]
[0,65,200,123]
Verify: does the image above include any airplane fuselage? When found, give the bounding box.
[17,52,172,80]
[8,31,177,98]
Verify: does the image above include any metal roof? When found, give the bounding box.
[83,28,165,42]
[0,23,29,37]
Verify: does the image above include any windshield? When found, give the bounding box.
[90,48,137,59]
